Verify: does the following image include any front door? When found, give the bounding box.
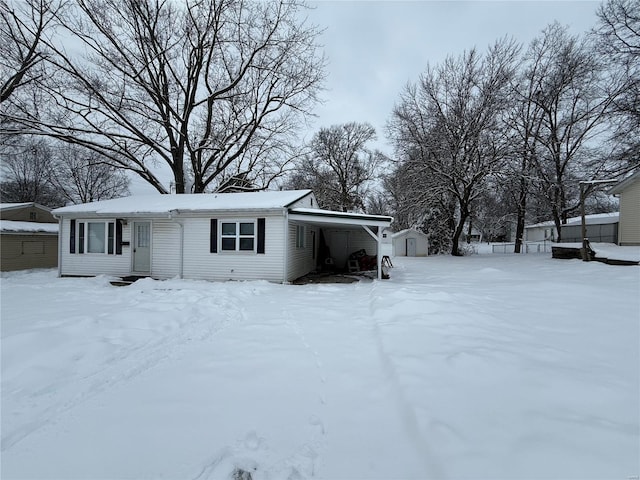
[406,237,417,257]
[133,221,151,273]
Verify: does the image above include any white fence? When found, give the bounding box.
[490,242,553,254]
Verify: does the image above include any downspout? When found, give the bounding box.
[168,213,184,279]
[377,228,383,280]
[56,215,62,277]
[283,208,289,284]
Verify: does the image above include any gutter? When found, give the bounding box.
[57,216,62,278]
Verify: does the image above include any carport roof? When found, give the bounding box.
[288,208,392,227]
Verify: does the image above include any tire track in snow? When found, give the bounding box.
[366,281,446,479]
[1,284,251,452]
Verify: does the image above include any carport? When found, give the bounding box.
[288,208,393,279]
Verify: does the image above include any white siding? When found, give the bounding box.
[286,221,318,281]
[348,228,378,255]
[59,217,131,276]
[619,180,640,245]
[392,229,429,257]
[323,228,378,269]
[288,192,317,209]
[182,215,286,282]
[151,220,181,278]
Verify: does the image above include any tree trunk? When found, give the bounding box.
[514,176,527,253]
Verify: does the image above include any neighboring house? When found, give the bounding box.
[52,190,393,282]
[0,203,59,271]
[525,213,619,244]
[609,170,640,246]
[524,220,557,243]
[392,228,429,257]
[560,213,619,244]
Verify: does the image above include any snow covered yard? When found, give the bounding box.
[1,255,638,480]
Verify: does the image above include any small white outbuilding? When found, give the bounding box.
[392,228,429,257]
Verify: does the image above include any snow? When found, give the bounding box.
[526,212,619,229]
[1,255,639,479]
[0,203,35,210]
[290,207,392,221]
[52,190,313,216]
[0,220,59,234]
[554,242,640,262]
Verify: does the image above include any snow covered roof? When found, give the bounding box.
[53,190,313,216]
[391,228,428,238]
[609,170,640,195]
[526,212,619,229]
[0,220,59,234]
[289,207,392,224]
[0,202,52,212]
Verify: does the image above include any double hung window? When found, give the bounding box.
[221,221,255,252]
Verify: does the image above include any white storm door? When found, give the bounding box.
[407,237,417,257]
[133,221,151,273]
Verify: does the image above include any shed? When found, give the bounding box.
[392,228,429,257]
[1,203,59,271]
[609,170,640,246]
[52,190,393,282]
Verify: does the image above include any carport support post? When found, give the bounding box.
[362,225,383,280]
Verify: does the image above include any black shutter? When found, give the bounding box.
[78,223,85,254]
[107,222,115,254]
[210,219,217,253]
[70,219,76,254]
[257,218,265,254]
[115,220,123,255]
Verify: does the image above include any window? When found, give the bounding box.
[88,222,106,253]
[29,212,37,220]
[296,225,305,248]
[221,221,255,252]
[71,220,120,255]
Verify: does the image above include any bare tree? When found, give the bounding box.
[6,0,325,194]
[288,122,386,212]
[0,0,61,104]
[389,39,520,255]
[0,135,65,205]
[527,23,614,241]
[48,142,129,203]
[594,0,640,166]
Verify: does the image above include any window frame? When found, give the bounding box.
[72,219,118,255]
[295,224,305,249]
[219,219,257,253]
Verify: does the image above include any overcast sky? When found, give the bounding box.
[131,0,602,194]
[304,0,601,154]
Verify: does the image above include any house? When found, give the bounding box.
[392,228,429,257]
[525,213,619,244]
[52,190,393,282]
[524,220,557,243]
[609,170,640,246]
[560,213,619,244]
[0,203,59,271]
